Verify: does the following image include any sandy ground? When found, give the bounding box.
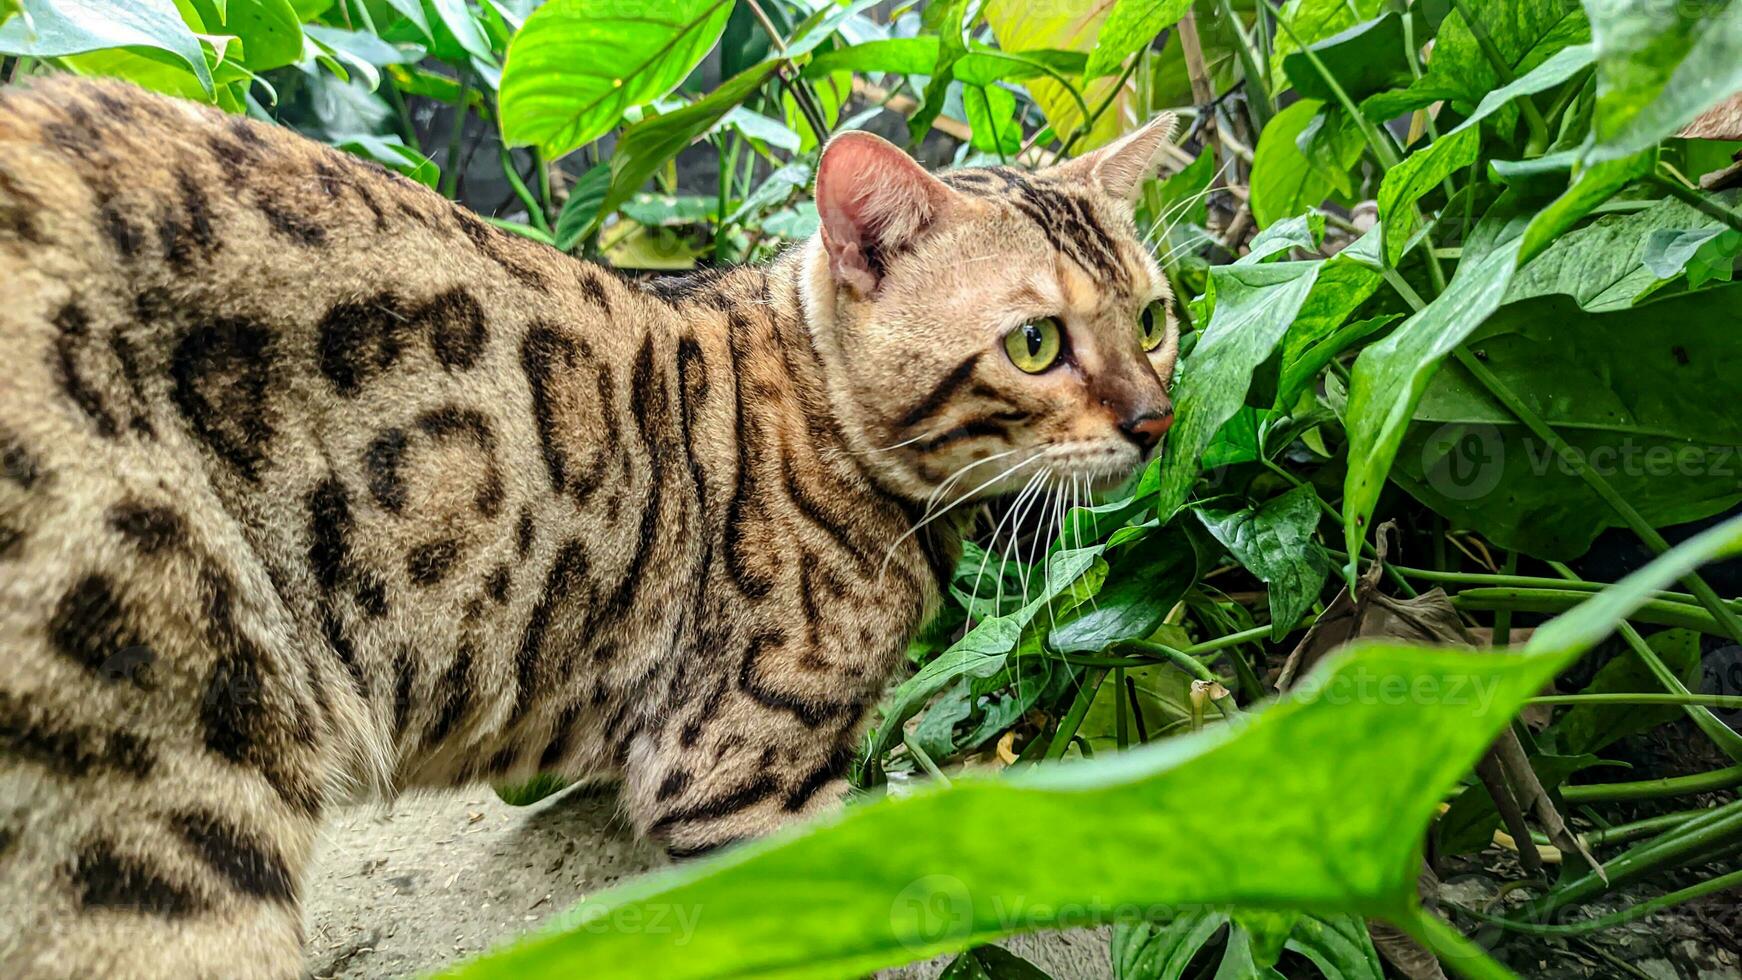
[302,785,1112,979]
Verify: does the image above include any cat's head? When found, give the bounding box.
[800,114,1181,507]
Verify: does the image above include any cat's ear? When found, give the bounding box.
[814,130,956,295]
[1052,112,1180,202]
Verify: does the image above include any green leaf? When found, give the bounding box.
[553,160,609,251]
[1048,531,1197,654]
[1342,152,1652,561]
[189,0,302,71]
[1393,284,1742,559]
[864,548,1103,768]
[1249,100,1363,229]
[446,640,1594,979]
[0,0,213,94]
[963,84,1020,156]
[1506,192,1739,310]
[441,512,1742,980]
[1555,629,1704,754]
[1245,213,1327,264]
[720,106,800,152]
[494,772,571,806]
[940,944,1055,980]
[1268,0,1385,84]
[1284,914,1384,980]
[909,0,968,143]
[499,0,735,158]
[984,0,1124,149]
[1154,261,1322,519]
[1113,912,1230,980]
[1281,12,1412,104]
[1584,0,1742,164]
[1084,0,1190,82]
[591,61,778,235]
[1378,43,1597,265]
[801,40,1087,85]
[1343,237,1520,562]
[1198,485,1331,640]
[1410,0,1588,110]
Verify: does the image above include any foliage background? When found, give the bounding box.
[5,0,1742,977]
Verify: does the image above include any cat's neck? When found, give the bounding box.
[637,249,960,592]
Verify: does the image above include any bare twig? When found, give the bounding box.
[1495,729,1607,879]
[1476,750,1544,876]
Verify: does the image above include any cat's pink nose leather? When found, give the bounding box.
[1121,411,1175,451]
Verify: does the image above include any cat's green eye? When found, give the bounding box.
[1004,318,1063,373]
[1138,300,1170,352]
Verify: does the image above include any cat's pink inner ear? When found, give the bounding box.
[814,131,951,294]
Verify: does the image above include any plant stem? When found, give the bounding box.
[1521,798,1742,919]
[1044,667,1109,759]
[1529,693,1742,709]
[1650,172,1742,233]
[1060,53,1142,156]
[1114,641,1239,716]
[1585,808,1707,847]
[1560,764,1742,803]
[1451,348,1742,649]
[1217,0,1272,129]
[1458,867,1742,937]
[441,74,473,199]
[1452,589,1730,637]
[1394,907,1520,980]
[903,731,952,786]
[1258,0,1400,170]
[744,0,831,141]
[1114,667,1129,749]
[497,146,551,235]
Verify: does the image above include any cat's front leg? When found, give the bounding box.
[621,701,864,860]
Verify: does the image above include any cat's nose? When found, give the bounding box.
[1119,410,1174,451]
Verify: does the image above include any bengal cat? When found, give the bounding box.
[0,76,1180,978]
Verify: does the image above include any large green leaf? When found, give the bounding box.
[0,0,213,94]
[1392,284,1742,559]
[1505,193,1740,310]
[589,61,778,234]
[499,0,734,158]
[185,0,302,71]
[1268,0,1385,84]
[1198,485,1331,640]
[1411,0,1588,110]
[1377,43,1596,265]
[1154,261,1322,519]
[1084,0,1191,81]
[1280,12,1412,104]
[1249,99,1363,229]
[1049,530,1197,654]
[439,512,1742,980]
[984,0,1125,149]
[1584,0,1742,163]
[1341,150,1653,562]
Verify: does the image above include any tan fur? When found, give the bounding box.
[0,77,1177,978]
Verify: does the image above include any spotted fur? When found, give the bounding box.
[0,77,1180,978]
